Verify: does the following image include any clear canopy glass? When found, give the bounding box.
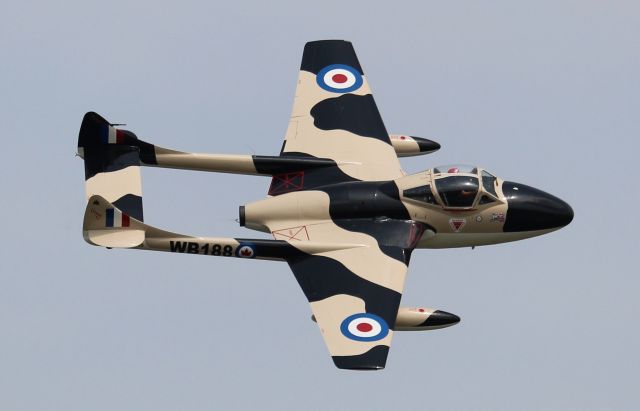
[434,175,479,208]
[403,166,500,209]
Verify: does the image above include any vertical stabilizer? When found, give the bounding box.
[78,112,144,221]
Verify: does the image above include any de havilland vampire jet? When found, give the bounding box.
[77,40,573,370]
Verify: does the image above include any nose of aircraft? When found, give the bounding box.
[502,181,573,232]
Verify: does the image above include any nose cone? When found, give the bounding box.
[413,137,441,154]
[503,181,573,232]
[420,310,461,329]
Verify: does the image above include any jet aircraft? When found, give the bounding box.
[78,40,573,370]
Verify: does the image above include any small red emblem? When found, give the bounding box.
[268,171,304,195]
[449,218,466,232]
[490,213,505,223]
[356,323,373,332]
[236,244,256,258]
[272,225,310,241]
[90,208,102,220]
[332,73,348,83]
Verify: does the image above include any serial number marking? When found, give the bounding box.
[169,241,234,256]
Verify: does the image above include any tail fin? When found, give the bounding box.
[78,112,144,222]
[83,195,146,248]
[77,112,158,163]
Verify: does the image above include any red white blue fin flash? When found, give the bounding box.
[105,208,130,228]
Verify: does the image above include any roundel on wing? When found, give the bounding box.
[340,313,389,342]
[316,64,363,93]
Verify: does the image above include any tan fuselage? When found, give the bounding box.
[241,171,557,250]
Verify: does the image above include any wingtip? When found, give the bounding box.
[300,40,363,75]
[331,345,389,370]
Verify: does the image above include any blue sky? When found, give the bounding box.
[1,1,638,410]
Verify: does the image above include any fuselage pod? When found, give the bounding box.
[394,307,460,331]
[389,134,441,157]
[240,164,573,250]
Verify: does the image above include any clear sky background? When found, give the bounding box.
[1,1,638,410]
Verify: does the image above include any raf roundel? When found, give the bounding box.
[340,313,389,342]
[316,64,363,93]
[236,243,256,258]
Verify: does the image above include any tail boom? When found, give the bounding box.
[78,112,348,179]
[83,195,365,262]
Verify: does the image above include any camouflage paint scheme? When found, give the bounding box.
[77,40,573,370]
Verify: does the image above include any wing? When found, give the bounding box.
[282,218,426,370]
[272,40,404,195]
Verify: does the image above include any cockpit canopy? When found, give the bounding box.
[403,165,501,209]
[435,174,479,208]
[432,164,477,174]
